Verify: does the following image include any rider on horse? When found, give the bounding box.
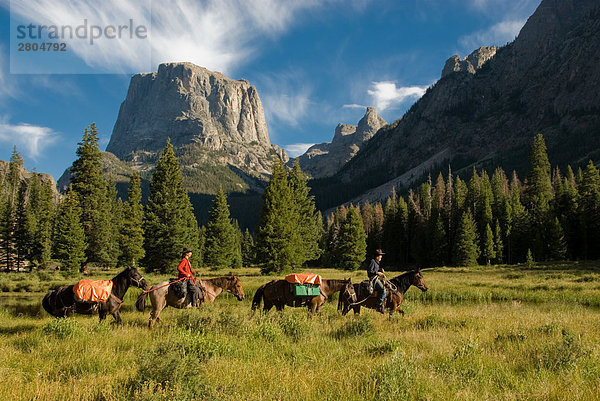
[367,249,386,313]
[177,247,202,306]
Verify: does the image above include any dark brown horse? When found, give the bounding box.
[136,275,244,328]
[339,270,428,317]
[42,267,148,324]
[251,278,355,315]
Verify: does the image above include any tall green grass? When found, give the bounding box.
[0,264,599,400]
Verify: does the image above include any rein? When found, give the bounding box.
[142,277,186,294]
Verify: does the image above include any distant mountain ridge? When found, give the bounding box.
[312,0,600,209]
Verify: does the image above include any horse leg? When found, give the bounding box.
[112,310,123,325]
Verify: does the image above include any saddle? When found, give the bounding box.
[358,277,390,300]
[169,278,205,307]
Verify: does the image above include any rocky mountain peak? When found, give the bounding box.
[294,107,387,178]
[441,46,497,78]
[106,62,284,165]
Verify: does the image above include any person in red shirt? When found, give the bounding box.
[177,247,202,306]
[177,248,196,282]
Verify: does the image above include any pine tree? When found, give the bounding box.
[70,123,114,265]
[241,228,255,267]
[523,134,554,260]
[255,159,300,274]
[481,223,495,265]
[454,210,480,267]
[578,160,600,259]
[231,219,243,269]
[289,160,322,264]
[1,148,23,270]
[143,140,199,273]
[118,172,145,267]
[31,175,54,268]
[104,178,122,266]
[14,180,34,269]
[546,217,567,261]
[336,205,367,270]
[493,219,504,264]
[52,188,87,274]
[203,188,237,269]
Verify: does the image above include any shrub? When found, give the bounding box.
[42,318,82,339]
[333,316,374,339]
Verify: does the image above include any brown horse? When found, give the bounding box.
[136,275,244,328]
[251,278,355,315]
[339,270,428,317]
[42,267,148,324]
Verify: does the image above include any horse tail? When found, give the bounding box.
[251,283,267,311]
[136,291,148,312]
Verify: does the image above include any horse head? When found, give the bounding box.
[126,267,148,290]
[411,270,428,292]
[342,278,357,303]
[226,275,245,301]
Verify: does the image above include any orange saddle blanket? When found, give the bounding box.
[73,280,113,303]
[284,273,322,286]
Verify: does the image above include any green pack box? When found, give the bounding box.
[292,284,320,296]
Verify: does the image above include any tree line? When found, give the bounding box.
[1,127,599,274]
[322,134,600,268]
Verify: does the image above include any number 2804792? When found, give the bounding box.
[17,42,67,52]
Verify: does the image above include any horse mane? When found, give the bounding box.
[390,270,417,294]
[205,276,236,288]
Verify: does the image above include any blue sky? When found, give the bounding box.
[0,0,541,180]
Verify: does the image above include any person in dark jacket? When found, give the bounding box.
[367,249,386,313]
[177,247,201,307]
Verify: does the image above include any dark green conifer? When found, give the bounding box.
[336,205,367,270]
[493,219,504,264]
[578,160,600,259]
[143,140,199,273]
[52,188,87,274]
[289,160,322,264]
[454,210,480,267]
[70,123,114,265]
[481,223,495,265]
[241,228,255,267]
[203,188,237,269]
[255,159,300,273]
[118,172,145,267]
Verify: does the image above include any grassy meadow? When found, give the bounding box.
[1,263,600,400]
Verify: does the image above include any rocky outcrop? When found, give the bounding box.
[106,62,287,178]
[441,46,497,78]
[0,159,61,202]
[294,107,386,178]
[312,0,600,211]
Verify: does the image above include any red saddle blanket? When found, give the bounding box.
[73,280,113,303]
[284,273,322,285]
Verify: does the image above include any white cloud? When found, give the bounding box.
[342,104,367,109]
[459,19,526,51]
[366,81,427,112]
[3,0,329,75]
[0,121,59,160]
[285,143,316,157]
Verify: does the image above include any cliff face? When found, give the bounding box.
[294,107,386,178]
[314,0,600,208]
[106,62,287,178]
